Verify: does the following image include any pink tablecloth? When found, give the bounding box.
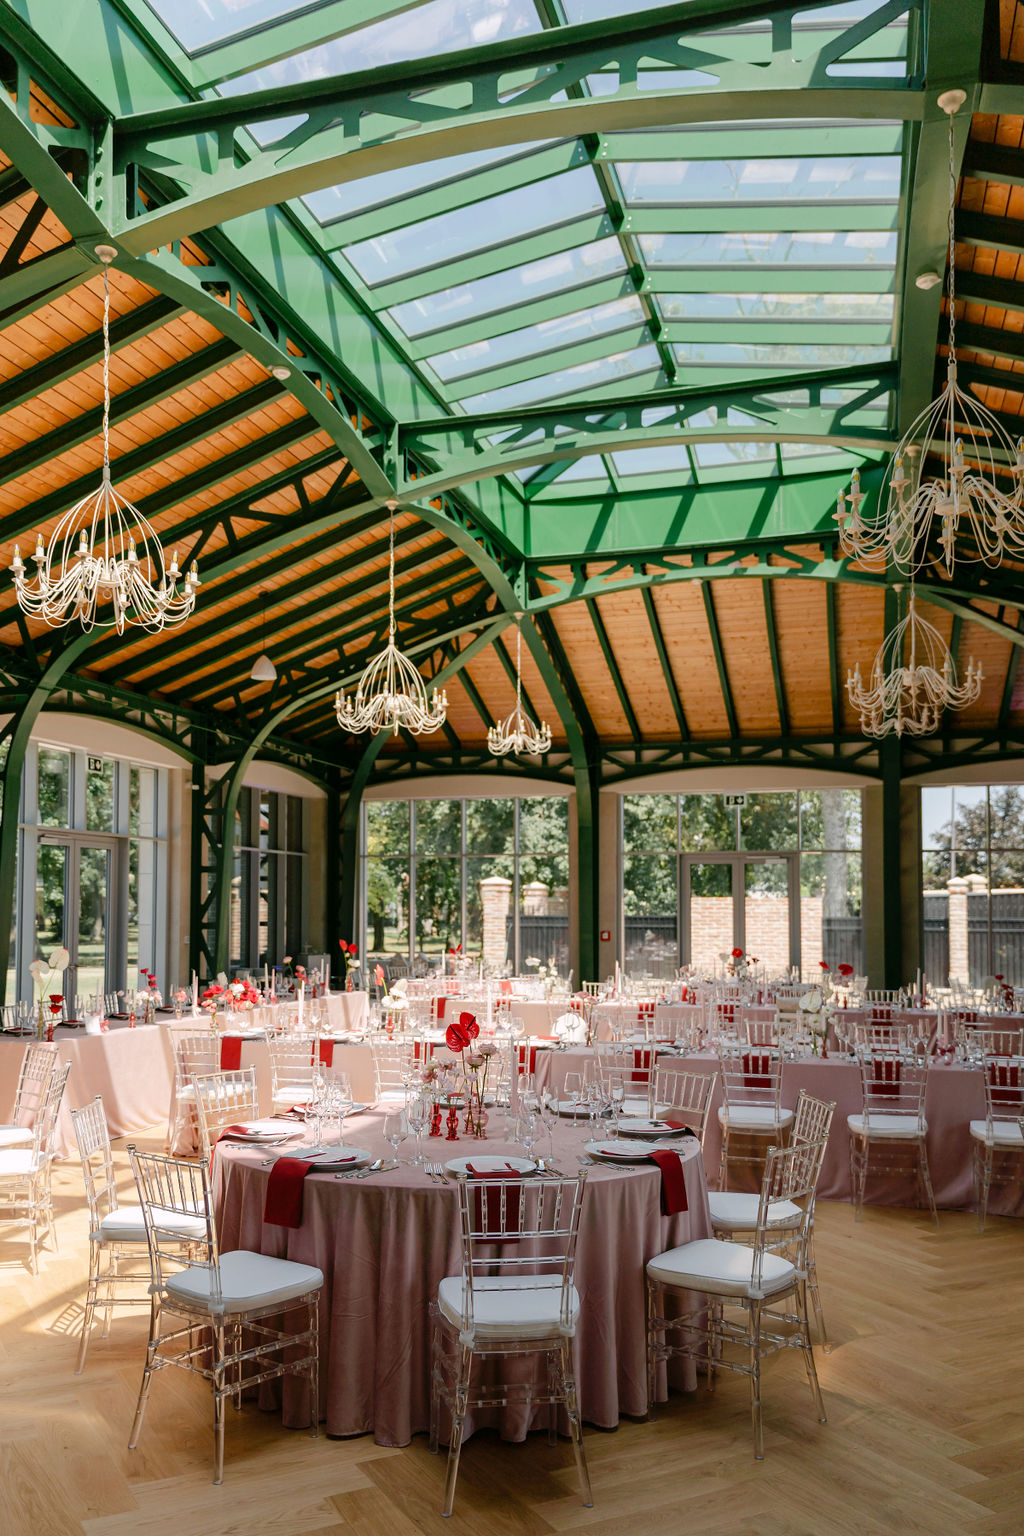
[528,1048,1021,1219]
[213,1111,710,1446]
[0,1022,175,1158]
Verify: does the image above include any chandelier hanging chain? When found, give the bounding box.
[9,245,199,633]
[846,583,983,738]
[487,613,552,757]
[834,90,1024,578]
[334,499,448,736]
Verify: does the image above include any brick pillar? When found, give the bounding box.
[521,881,549,915]
[947,876,968,981]
[479,876,512,970]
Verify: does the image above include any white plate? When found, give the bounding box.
[444,1154,537,1178]
[554,1099,601,1116]
[300,1144,373,1170]
[619,1118,686,1137]
[584,1138,658,1163]
[220,1120,299,1142]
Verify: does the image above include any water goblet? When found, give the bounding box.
[407,1094,428,1165]
[384,1107,409,1164]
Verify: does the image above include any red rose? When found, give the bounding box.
[350,943,357,955]
[731,947,743,959]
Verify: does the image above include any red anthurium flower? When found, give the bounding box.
[374,964,385,984]
[838,963,854,977]
[995,974,1004,982]
[731,947,744,959]
[459,1011,479,1040]
[339,940,349,953]
[819,960,830,971]
[446,1020,471,1052]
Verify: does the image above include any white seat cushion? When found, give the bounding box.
[621,1097,650,1118]
[0,1125,33,1148]
[0,1150,40,1176]
[969,1118,1024,1147]
[647,1237,796,1298]
[165,1249,323,1316]
[718,1105,794,1131]
[94,1204,206,1244]
[847,1113,925,1140]
[707,1191,803,1231]
[438,1273,580,1341]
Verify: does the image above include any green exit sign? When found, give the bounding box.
[723,794,746,808]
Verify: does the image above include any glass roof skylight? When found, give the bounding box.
[638,231,899,266]
[617,157,902,203]
[426,297,647,383]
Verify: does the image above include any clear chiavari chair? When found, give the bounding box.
[848,1050,937,1224]
[127,1147,322,1484]
[969,1029,1024,1231]
[71,1095,205,1372]
[370,1036,420,1101]
[647,1135,829,1458]
[0,1059,71,1272]
[429,1171,591,1518]
[650,1067,715,1145]
[0,1041,58,1148]
[190,1067,259,1161]
[167,1031,222,1151]
[714,1040,793,1190]
[267,1032,344,1112]
[594,1040,657,1116]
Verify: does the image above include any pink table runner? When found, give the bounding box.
[213,1112,710,1446]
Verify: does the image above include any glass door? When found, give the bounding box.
[683,858,736,973]
[682,853,800,972]
[743,857,795,973]
[36,837,115,1007]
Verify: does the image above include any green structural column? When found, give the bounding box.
[574,761,600,985]
[880,734,903,990]
[324,772,341,974]
[338,735,390,950]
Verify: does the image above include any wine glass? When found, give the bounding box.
[303,1092,324,1153]
[383,1107,409,1165]
[407,1094,428,1165]
[333,1074,354,1144]
[609,1079,625,1137]
[563,1072,582,1107]
[519,1109,539,1162]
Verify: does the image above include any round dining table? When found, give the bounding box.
[213,1108,710,1447]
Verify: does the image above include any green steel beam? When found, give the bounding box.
[958,209,1024,258]
[455,661,497,731]
[957,320,1024,368]
[0,294,184,418]
[701,580,739,738]
[584,594,641,742]
[0,245,94,322]
[0,336,239,493]
[0,59,105,243]
[999,622,1022,732]
[956,269,1024,316]
[894,0,984,434]
[762,578,789,735]
[825,580,843,734]
[640,585,688,741]
[109,1,925,253]
[961,140,1024,189]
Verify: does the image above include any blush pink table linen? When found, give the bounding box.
[213,1113,711,1446]
[527,1048,1020,1218]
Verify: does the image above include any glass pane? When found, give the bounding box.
[987,785,1024,849]
[948,787,988,877]
[415,799,462,856]
[389,237,627,338]
[466,798,514,856]
[85,758,114,832]
[680,794,736,851]
[657,291,895,321]
[687,860,733,973]
[366,800,410,857]
[238,786,253,847]
[801,851,863,979]
[345,169,604,284]
[259,852,278,967]
[741,792,798,851]
[673,340,890,369]
[799,788,861,849]
[414,858,461,960]
[34,844,67,981]
[260,793,280,851]
[307,143,527,224]
[78,847,109,1003]
[286,855,303,957]
[146,0,317,48]
[518,796,569,853]
[460,344,661,413]
[623,793,677,853]
[127,840,139,990]
[967,876,990,986]
[744,860,790,972]
[37,748,70,827]
[624,854,678,978]
[638,229,898,267]
[365,858,408,962]
[129,837,157,995]
[427,296,645,382]
[130,766,158,838]
[466,857,511,968]
[229,849,251,970]
[921,785,955,849]
[519,855,569,976]
[990,886,1024,989]
[618,156,901,203]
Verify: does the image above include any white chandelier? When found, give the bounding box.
[9,245,199,633]
[335,500,447,735]
[835,90,1024,577]
[847,584,983,737]
[488,616,551,757]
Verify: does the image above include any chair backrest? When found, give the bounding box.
[452,1172,588,1341]
[980,1043,1024,1124]
[71,1095,118,1229]
[268,1033,343,1101]
[172,1032,221,1086]
[851,1021,912,1056]
[856,1051,927,1127]
[190,1066,258,1157]
[744,1017,778,1047]
[370,1037,418,1098]
[651,1069,715,1142]
[716,1042,784,1112]
[747,1137,828,1293]
[594,1042,656,1101]
[128,1147,218,1300]
[965,1026,1023,1062]
[29,1059,71,1166]
[11,1041,58,1125]
[791,1089,836,1147]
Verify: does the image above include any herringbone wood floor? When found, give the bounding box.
[1,1130,1021,1536]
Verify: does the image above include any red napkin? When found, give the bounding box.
[263,1156,315,1228]
[209,1124,251,1173]
[517,1043,538,1076]
[500,979,512,996]
[466,1164,523,1238]
[220,1037,242,1071]
[435,996,447,1021]
[742,1051,772,1089]
[632,1047,652,1084]
[662,1121,699,1137]
[649,1148,689,1215]
[870,1057,901,1097]
[317,1040,334,1068]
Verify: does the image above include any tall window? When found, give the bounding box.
[622,789,863,980]
[362,795,570,974]
[229,787,307,971]
[922,784,1024,986]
